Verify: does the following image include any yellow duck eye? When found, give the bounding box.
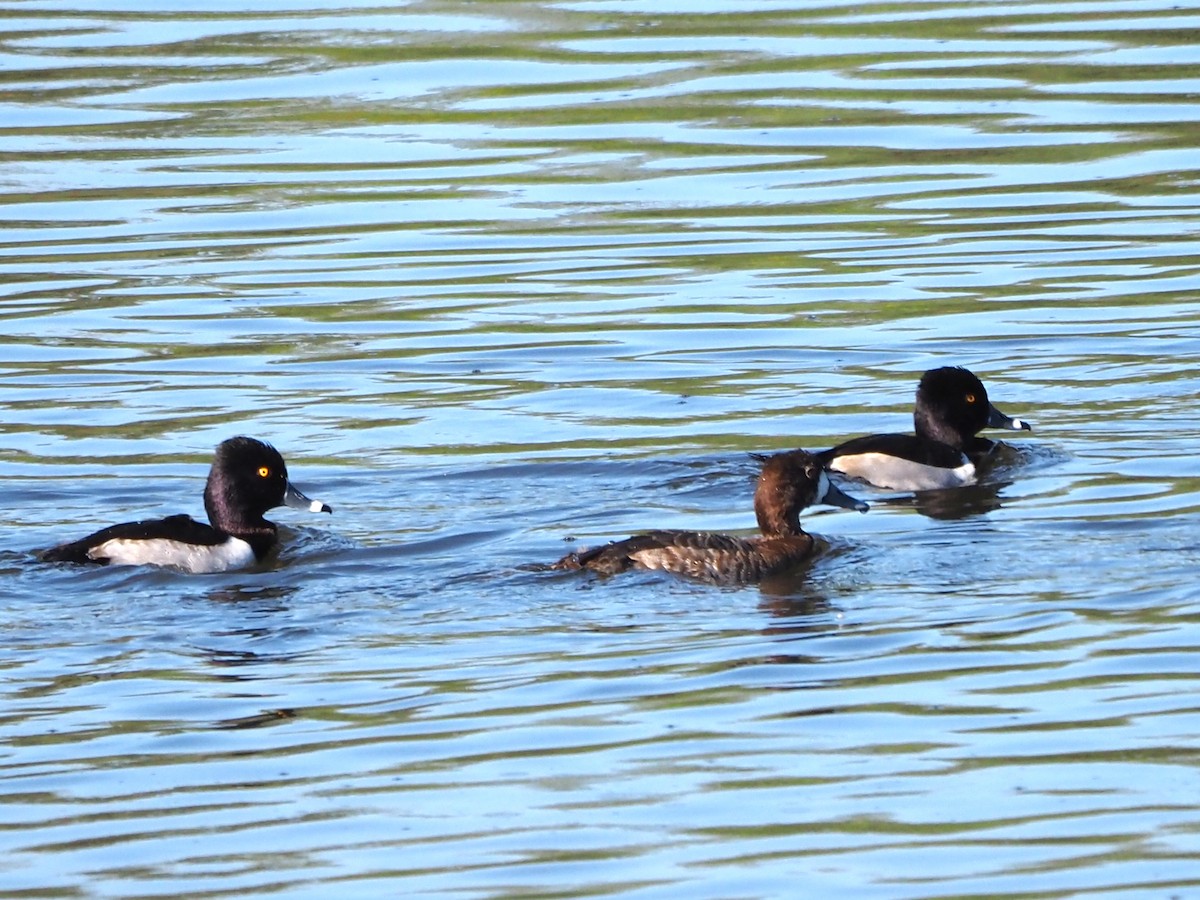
[258,466,271,478]
[965,393,976,403]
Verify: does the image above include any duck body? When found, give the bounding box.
[554,449,866,584]
[561,529,819,583]
[818,433,976,491]
[39,513,258,571]
[37,437,331,574]
[818,367,1031,491]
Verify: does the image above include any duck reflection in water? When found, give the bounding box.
[553,450,867,584]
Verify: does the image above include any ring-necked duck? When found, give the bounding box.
[553,449,867,583]
[37,436,332,573]
[818,366,1032,491]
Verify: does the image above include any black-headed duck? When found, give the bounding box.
[818,366,1031,491]
[37,436,332,573]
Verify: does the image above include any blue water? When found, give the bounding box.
[3,1,1200,897]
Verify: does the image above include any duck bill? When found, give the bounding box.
[821,475,869,513]
[987,403,1032,432]
[284,481,333,514]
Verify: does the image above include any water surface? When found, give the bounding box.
[3,1,1200,897]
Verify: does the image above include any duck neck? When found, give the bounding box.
[755,497,802,537]
[914,407,965,449]
[204,489,277,554]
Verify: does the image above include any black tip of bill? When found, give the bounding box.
[823,476,869,514]
[284,481,333,515]
[988,404,1032,432]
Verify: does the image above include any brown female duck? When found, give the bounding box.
[553,449,866,584]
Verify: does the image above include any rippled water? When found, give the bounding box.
[4,1,1200,896]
